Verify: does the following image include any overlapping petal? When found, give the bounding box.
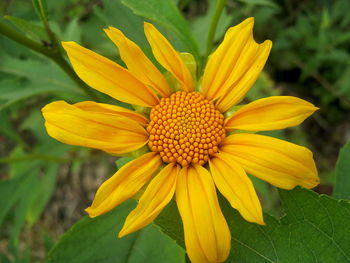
[209,153,264,225]
[75,101,149,126]
[119,163,179,237]
[144,22,193,92]
[85,152,162,217]
[201,17,272,112]
[225,96,318,131]
[104,27,171,97]
[62,41,159,107]
[176,165,231,263]
[42,101,148,154]
[221,133,319,189]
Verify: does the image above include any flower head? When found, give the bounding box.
[42,18,319,263]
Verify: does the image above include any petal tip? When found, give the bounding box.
[263,39,273,50]
[61,41,76,48]
[84,207,97,218]
[257,218,266,226]
[118,229,127,238]
[246,17,255,24]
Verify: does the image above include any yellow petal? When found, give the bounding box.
[144,22,193,92]
[202,18,254,101]
[201,17,272,112]
[62,41,159,107]
[119,163,179,237]
[209,153,264,225]
[75,101,149,126]
[85,152,161,217]
[221,133,319,189]
[42,101,148,154]
[104,27,171,97]
[225,96,319,131]
[176,165,231,263]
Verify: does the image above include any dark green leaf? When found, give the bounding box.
[0,173,31,227]
[334,141,350,199]
[92,0,147,49]
[155,187,350,262]
[121,0,199,60]
[155,200,184,248]
[47,200,185,263]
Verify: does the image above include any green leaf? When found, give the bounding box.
[155,187,350,262]
[190,0,232,56]
[155,200,184,248]
[237,0,279,9]
[120,0,199,60]
[47,200,185,263]
[0,173,31,227]
[32,0,48,23]
[4,16,48,42]
[93,0,147,49]
[0,55,85,110]
[1,143,64,248]
[334,141,350,199]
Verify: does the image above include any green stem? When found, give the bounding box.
[0,21,98,100]
[205,0,227,59]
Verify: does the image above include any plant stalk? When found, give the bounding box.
[205,0,227,59]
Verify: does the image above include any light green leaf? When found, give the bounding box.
[334,141,350,199]
[61,18,82,43]
[46,200,185,263]
[155,187,350,262]
[4,16,48,43]
[120,0,199,60]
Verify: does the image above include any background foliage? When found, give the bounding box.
[0,0,349,262]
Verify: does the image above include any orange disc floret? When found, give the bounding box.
[147,91,225,166]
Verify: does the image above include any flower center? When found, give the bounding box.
[147,91,225,166]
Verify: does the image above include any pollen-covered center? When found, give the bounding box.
[147,91,225,166]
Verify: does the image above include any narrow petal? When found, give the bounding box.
[75,101,149,126]
[201,18,272,112]
[216,39,272,112]
[202,18,255,100]
[119,163,180,237]
[144,22,193,92]
[62,41,159,107]
[221,133,319,189]
[104,27,171,97]
[225,96,319,131]
[42,101,148,154]
[209,153,264,225]
[85,152,162,217]
[176,165,231,263]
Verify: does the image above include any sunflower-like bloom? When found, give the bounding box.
[42,18,319,263]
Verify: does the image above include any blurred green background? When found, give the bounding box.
[0,0,349,262]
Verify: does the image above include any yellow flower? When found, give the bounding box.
[42,18,319,263]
